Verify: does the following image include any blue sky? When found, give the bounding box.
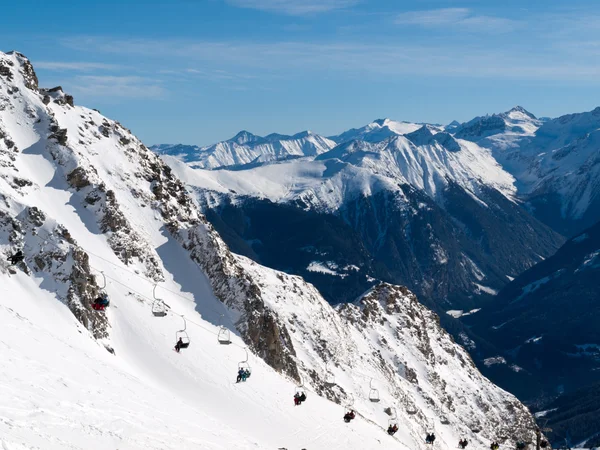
[2,0,600,145]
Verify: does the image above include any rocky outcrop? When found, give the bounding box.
[0,204,108,340]
[238,257,539,447]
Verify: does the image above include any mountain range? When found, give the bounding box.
[154,103,600,443]
[0,51,545,449]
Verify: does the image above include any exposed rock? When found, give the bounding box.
[67,167,91,190]
[0,61,13,82]
[49,125,68,146]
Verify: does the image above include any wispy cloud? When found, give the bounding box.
[224,0,358,15]
[34,61,120,71]
[395,8,519,33]
[57,35,600,82]
[395,8,470,26]
[69,75,165,99]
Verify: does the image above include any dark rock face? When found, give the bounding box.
[454,115,507,139]
[539,382,600,448]
[0,60,14,82]
[204,183,564,312]
[18,56,38,91]
[49,125,68,146]
[468,220,600,402]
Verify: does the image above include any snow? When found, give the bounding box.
[0,52,405,449]
[483,357,507,367]
[446,309,481,319]
[576,250,600,272]
[525,336,543,344]
[307,261,346,277]
[330,118,424,144]
[0,51,538,450]
[573,233,590,243]
[163,130,517,213]
[473,283,499,296]
[513,270,565,302]
[459,106,600,223]
[153,131,336,170]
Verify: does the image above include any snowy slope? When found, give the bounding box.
[330,118,431,144]
[0,51,541,449]
[152,130,336,170]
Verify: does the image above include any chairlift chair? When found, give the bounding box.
[217,315,231,345]
[294,376,306,396]
[369,379,381,403]
[387,408,398,427]
[175,316,190,349]
[238,348,251,375]
[440,415,450,425]
[151,284,167,317]
[96,270,107,290]
[91,272,109,310]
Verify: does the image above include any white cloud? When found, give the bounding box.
[395,8,470,26]
[70,75,165,99]
[34,61,120,71]
[224,0,358,15]
[395,8,519,33]
[58,36,600,82]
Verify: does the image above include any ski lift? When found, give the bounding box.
[96,270,107,290]
[387,408,398,427]
[91,272,109,311]
[175,315,190,349]
[238,347,251,374]
[294,376,308,403]
[369,379,380,403]
[217,314,231,345]
[151,284,167,317]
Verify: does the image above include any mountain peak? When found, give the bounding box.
[506,106,537,120]
[372,118,389,126]
[228,130,263,145]
[291,130,313,139]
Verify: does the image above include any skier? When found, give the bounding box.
[244,368,251,380]
[7,250,24,265]
[387,424,398,436]
[294,392,302,406]
[343,410,355,423]
[426,433,436,445]
[459,438,469,448]
[298,392,306,403]
[491,442,500,450]
[175,337,184,353]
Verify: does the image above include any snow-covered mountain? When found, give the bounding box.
[161,120,563,310]
[329,118,431,144]
[0,51,540,449]
[455,106,600,236]
[152,129,336,170]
